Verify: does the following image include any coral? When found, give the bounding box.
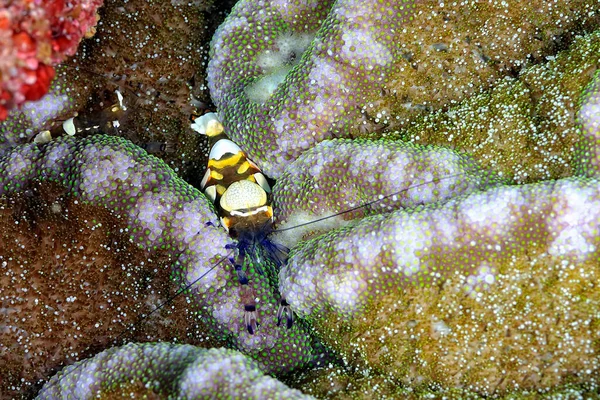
[578,69,600,176]
[0,0,103,120]
[274,29,600,396]
[0,180,221,397]
[37,342,312,399]
[281,177,600,394]
[272,138,503,248]
[394,30,600,184]
[0,135,313,397]
[0,0,213,185]
[208,0,600,177]
[296,366,600,399]
[1,0,600,398]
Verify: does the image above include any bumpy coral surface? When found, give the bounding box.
[272,28,600,396]
[0,180,221,397]
[2,0,600,398]
[297,365,600,399]
[0,135,313,396]
[396,30,600,184]
[209,0,600,177]
[0,0,212,185]
[281,177,600,393]
[272,138,502,248]
[0,0,103,120]
[579,70,600,176]
[37,343,312,399]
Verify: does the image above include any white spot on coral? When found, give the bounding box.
[308,57,343,89]
[391,217,431,277]
[321,270,364,315]
[548,185,600,259]
[271,0,320,22]
[461,188,520,234]
[340,30,392,67]
[464,263,497,296]
[432,320,451,336]
[21,94,69,130]
[249,32,314,103]
[273,32,313,65]
[272,211,349,250]
[245,67,291,103]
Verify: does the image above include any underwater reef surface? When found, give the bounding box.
[37,343,312,399]
[0,135,314,398]
[283,176,600,394]
[0,0,599,398]
[209,0,600,178]
[0,0,213,185]
[275,31,600,397]
[0,0,103,120]
[271,138,504,248]
[394,29,600,184]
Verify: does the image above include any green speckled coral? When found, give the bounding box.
[274,28,600,397]
[0,135,313,397]
[209,0,600,177]
[271,138,503,247]
[0,0,209,183]
[578,69,600,176]
[37,343,313,399]
[1,0,600,398]
[396,30,600,184]
[281,177,600,393]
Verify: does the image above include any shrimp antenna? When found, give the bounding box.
[37,248,234,397]
[114,249,234,342]
[273,172,485,233]
[58,63,144,103]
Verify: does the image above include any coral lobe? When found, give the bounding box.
[1,0,600,398]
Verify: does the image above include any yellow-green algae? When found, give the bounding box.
[389,29,600,184]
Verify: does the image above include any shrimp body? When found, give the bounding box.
[192,113,292,334]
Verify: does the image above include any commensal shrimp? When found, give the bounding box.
[190,112,293,334]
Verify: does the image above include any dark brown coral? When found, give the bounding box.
[0,182,220,398]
